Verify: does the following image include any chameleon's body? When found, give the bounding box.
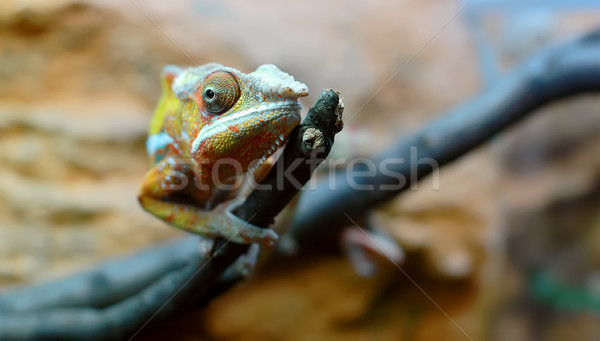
[138,63,308,245]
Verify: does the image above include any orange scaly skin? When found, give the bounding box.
[138,63,308,246]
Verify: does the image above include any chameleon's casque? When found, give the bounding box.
[139,63,308,245]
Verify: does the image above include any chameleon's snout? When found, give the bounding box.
[280,82,309,99]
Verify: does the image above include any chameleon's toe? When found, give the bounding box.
[221,244,261,280]
[212,199,279,246]
[238,243,260,276]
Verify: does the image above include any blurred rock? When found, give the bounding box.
[0,2,184,285]
[371,148,499,280]
[488,96,600,340]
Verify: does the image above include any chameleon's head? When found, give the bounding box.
[172,63,308,181]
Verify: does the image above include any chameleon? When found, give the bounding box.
[138,63,308,247]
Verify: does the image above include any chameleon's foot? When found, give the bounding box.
[341,227,404,277]
[221,244,260,280]
[210,199,278,247]
[198,237,214,255]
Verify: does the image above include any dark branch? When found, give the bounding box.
[0,238,201,312]
[291,26,600,249]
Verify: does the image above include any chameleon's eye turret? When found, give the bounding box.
[201,71,241,115]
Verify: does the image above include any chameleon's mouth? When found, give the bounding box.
[246,132,287,175]
[190,99,302,183]
[191,100,301,156]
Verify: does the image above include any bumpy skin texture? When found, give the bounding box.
[138,63,308,245]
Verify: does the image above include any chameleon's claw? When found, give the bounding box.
[211,199,279,247]
[221,243,261,280]
[237,243,260,276]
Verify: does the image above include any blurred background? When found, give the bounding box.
[0,0,599,340]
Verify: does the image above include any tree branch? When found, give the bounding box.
[291,26,600,249]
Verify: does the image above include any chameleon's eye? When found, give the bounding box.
[201,71,240,115]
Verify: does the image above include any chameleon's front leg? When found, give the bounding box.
[137,159,278,246]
